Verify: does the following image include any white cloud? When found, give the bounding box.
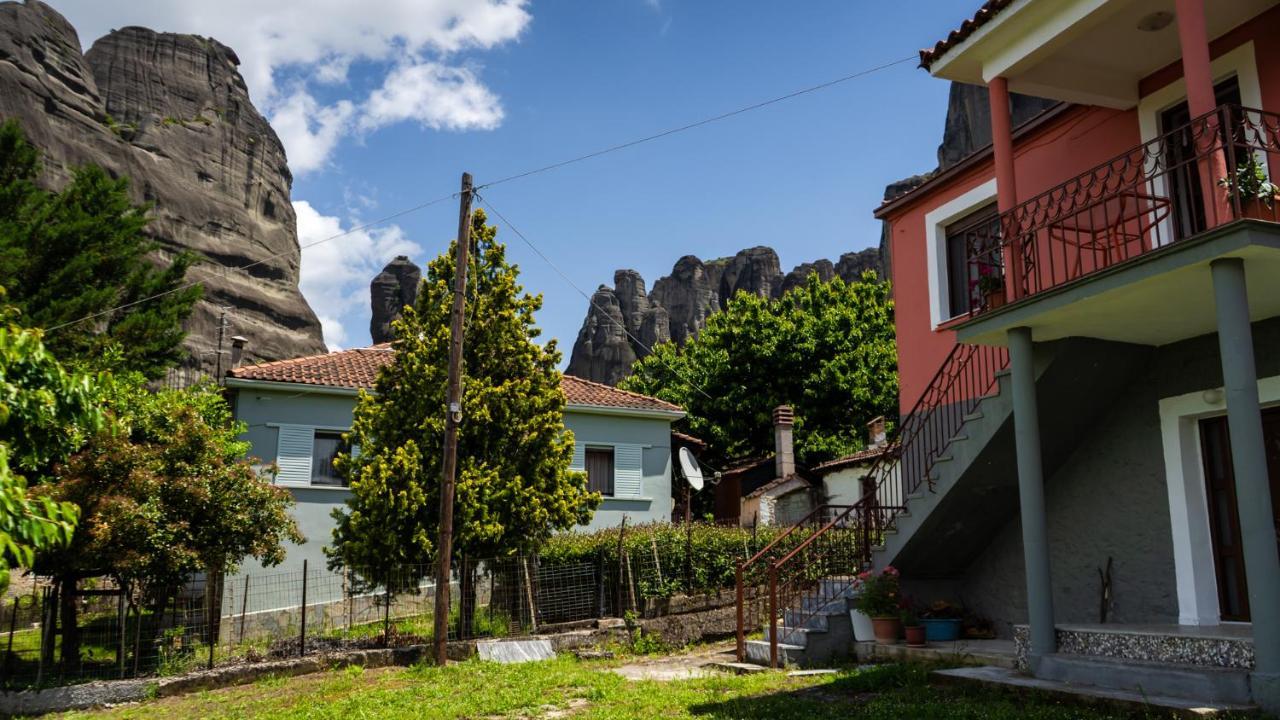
[294,200,422,350]
[56,1,529,174]
[361,62,504,132]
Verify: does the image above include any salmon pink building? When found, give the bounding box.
[738,0,1280,711]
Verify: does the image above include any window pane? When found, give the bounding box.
[943,202,1000,317]
[311,432,347,487]
[586,448,614,496]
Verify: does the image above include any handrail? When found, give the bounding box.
[739,504,851,570]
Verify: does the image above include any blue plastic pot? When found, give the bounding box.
[920,618,962,642]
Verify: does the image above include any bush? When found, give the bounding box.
[538,522,790,599]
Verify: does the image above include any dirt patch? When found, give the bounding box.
[609,641,736,682]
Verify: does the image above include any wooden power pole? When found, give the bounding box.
[434,172,474,665]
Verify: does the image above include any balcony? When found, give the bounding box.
[953,104,1280,348]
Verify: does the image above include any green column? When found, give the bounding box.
[1211,258,1280,711]
[1008,326,1056,666]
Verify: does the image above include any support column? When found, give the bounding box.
[988,77,1023,301]
[1008,326,1055,667]
[1210,258,1280,710]
[1175,0,1232,226]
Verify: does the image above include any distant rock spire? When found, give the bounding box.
[369,256,422,344]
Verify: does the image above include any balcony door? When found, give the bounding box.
[1159,77,1241,241]
[1198,406,1280,622]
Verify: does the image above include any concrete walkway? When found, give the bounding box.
[858,639,1017,669]
[609,642,738,681]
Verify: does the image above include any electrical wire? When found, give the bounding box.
[42,53,915,336]
[476,192,715,402]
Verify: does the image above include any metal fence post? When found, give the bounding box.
[238,576,250,645]
[299,559,308,657]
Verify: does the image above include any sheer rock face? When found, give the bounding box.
[369,256,422,343]
[0,1,325,369]
[566,245,884,385]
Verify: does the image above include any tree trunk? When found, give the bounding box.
[58,577,79,674]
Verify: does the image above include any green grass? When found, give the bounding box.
[50,656,1255,720]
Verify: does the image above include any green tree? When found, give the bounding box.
[35,375,302,668]
[0,119,200,378]
[0,310,98,594]
[622,272,897,465]
[328,210,598,624]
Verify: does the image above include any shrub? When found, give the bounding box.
[853,566,901,618]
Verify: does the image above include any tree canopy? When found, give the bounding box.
[328,209,598,595]
[621,272,897,465]
[0,119,200,378]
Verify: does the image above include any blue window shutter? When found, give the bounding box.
[614,444,643,497]
[276,425,314,484]
[570,442,585,472]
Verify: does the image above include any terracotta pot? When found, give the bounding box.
[983,288,1006,310]
[1238,196,1277,221]
[904,625,926,647]
[871,617,901,645]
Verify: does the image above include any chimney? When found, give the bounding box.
[773,405,795,479]
[867,416,887,449]
[229,336,248,370]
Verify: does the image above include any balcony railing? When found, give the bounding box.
[957,104,1280,316]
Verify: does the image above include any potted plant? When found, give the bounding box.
[853,566,902,645]
[919,600,964,642]
[1220,155,1280,220]
[848,580,876,642]
[903,610,926,647]
[975,264,1005,310]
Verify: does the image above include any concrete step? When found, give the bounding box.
[1036,653,1254,706]
[933,666,1256,718]
[784,601,853,630]
[744,639,805,666]
[764,624,821,648]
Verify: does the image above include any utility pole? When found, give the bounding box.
[434,172,474,665]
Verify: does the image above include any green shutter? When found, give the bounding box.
[276,424,314,484]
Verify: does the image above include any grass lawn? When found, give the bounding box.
[48,652,1262,720]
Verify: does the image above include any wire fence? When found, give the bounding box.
[0,526,756,689]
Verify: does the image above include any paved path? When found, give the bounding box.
[609,641,738,681]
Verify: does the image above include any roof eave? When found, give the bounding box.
[565,403,686,421]
[224,377,365,396]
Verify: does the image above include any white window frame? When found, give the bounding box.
[1158,373,1280,625]
[924,178,999,329]
[269,423,353,490]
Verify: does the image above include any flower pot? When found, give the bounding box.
[904,625,926,647]
[1239,196,1277,221]
[849,609,876,642]
[920,618,963,642]
[871,617,901,645]
[983,288,1006,310]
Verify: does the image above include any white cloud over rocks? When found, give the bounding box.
[294,201,421,350]
[57,0,529,174]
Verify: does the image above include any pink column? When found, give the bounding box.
[988,76,1023,300]
[1175,0,1233,225]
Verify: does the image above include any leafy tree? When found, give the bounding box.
[0,307,99,594]
[35,375,302,667]
[622,272,897,465]
[0,119,200,378]
[328,210,599,628]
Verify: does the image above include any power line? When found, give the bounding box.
[477,193,715,402]
[41,53,914,337]
[43,193,462,333]
[475,54,917,191]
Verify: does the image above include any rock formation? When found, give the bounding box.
[0,1,326,371]
[566,245,884,385]
[369,256,422,343]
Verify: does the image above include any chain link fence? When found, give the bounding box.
[0,522,762,689]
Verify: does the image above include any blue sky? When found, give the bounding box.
[60,1,976,357]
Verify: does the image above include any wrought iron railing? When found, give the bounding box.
[734,343,1008,665]
[962,104,1280,314]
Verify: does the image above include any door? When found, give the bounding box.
[1199,406,1280,621]
[1160,77,1242,241]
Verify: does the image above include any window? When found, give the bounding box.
[944,202,1001,317]
[310,431,349,487]
[586,448,615,496]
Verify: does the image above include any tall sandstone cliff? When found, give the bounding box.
[0,1,326,370]
[565,246,881,386]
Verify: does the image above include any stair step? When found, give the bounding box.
[1037,653,1254,706]
[763,625,823,648]
[744,639,805,666]
[963,411,984,422]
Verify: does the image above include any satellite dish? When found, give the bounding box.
[678,447,704,491]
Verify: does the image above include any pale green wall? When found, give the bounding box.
[229,384,675,581]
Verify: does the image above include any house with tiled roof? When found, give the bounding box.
[225,344,686,576]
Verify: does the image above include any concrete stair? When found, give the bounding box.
[1036,653,1255,706]
[743,578,860,667]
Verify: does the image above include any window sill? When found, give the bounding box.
[599,496,654,503]
[275,483,353,492]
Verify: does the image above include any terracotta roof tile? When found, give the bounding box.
[919,0,1014,69]
[229,345,683,414]
[810,444,894,475]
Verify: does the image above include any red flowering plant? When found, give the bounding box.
[974,261,1004,296]
[853,566,902,618]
